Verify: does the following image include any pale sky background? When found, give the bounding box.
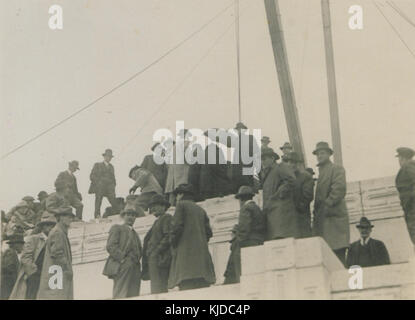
[1,0,415,220]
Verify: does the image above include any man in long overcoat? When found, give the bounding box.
[312,141,350,266]
[224,186,266,284]
[89,149,118,218]
[37,207,74,300]
[142,194,172,294]
[1,234,25,300]
[284,152,315,238]
[103,207,142,299]
[346,217,390,268]
[168,184,216,290]
[140,143,168,191]
[395,147,415,246]
[10,212,57,299]
[55,160,83,220]
[261,147,298,240]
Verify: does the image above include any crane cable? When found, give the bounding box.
[235,0,242,122]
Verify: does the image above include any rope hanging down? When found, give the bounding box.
[235,0,242,122]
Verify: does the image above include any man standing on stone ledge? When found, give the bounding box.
[103,207,142,299]
[346,217,390,268]
[89,149,118,218]
[168,184,216,291]
[55,160,83,221]
[395,147,415,247]
[312,141,350,266]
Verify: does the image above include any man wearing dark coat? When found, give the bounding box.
[1,234,24,300]
[168,184,216,291]
[312,141,350,266]
[224,186,266,284]
[103,207,142,299]
[261,147,298,240]
[55,160,83,220]
[142,194,172,294]
[395,147,415,246]
[89,149,118,218]
[140,142,168,191]
[346,217,390,268]
[283,152,315,238]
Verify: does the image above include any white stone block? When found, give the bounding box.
[401,284,415,300]
[241,245,266,275]
[332,287,401,300]
[296,266,331,300]
[264,238,296,271]
[295,237,344,272]
[264,269,297,300]
[240,273,266,299]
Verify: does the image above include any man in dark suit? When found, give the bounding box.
[142,194,172,294]
[395,147,415,246]
[346,217,390,268]
[224,186,266,284]
[89,149,118,218]
[55,160,83,220]
[140,143,167,191]
[1,234,25,300]
[103,207,142,299]
[284,152,315,238]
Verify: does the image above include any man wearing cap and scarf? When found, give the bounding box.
[168,184,216,291]
[55,161,83,220]
[103,207,142,298]
[224,186,266,284]
[261,147,298,240]
[10,212,57,300]
[312,141,350,266]
[283,152,315,238]
[346,217,390,268]
[395,147,415,246]
[1,233,25,300]
[140,142,168,191]
[142,194,172,294]
[4,197,37,236]
[37,206,74,300]
[89,149,118,218]
[128,165,163,212]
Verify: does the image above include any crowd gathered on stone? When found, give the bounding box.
[1,121,415,300]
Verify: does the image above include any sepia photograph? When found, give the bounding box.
[0,0,414,303]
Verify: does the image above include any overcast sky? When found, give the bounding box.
[1,0,415,220]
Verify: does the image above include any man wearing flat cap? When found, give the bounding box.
[312,141,350,266]
[89,149,118,218]
[4,199,37,237]
[37,206,74,300]
[284,152,315,238]
[10,212,57,299]
[168,184,216,290]
[103,207,142,298]
[1,233,25,300]
[346,217,390,268]
[280,142,293,156]
[224,186,266,284]
[55,160,83,220]
[395,147,415,246]
[33,191,49,219]
[142,194,172,294]
[261,147,298,240]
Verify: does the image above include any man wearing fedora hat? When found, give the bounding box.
[10,212,57,300]
[142,194,172,294]
[395,147,415,246]
[1,233,25,300]
[103,207,142,298]
[261,147,298,240]
[346,217,390,268]
[312,141,350,266]
[140,142,168,191]
[89,149,118,218]
[224,186,266,284]
[168,184,216,291]
[55,160,83,221]
[284,152,315,238]
[37,206,75,300]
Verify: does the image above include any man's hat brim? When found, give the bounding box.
[312,147,334,155]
